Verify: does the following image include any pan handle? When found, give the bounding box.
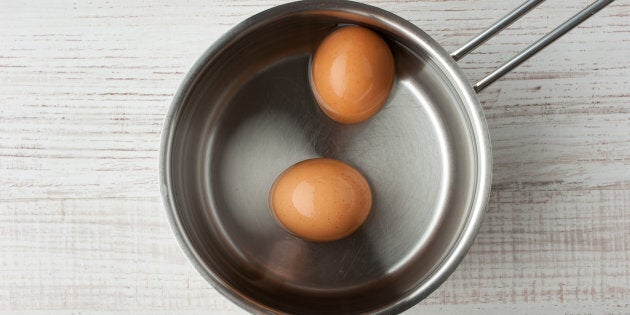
[451,0,614,93]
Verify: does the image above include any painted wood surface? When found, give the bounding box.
[1,0,628,313]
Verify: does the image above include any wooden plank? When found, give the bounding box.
[422,190,630,308]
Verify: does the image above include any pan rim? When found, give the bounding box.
[159,1,492,314]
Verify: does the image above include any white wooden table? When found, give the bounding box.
[1,0,629,314]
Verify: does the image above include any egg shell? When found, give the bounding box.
[311,26,395,124]
[269,158,372,242]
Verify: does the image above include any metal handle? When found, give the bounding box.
[452,0,615,93]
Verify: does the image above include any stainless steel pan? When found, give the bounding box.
[160,0,612,313]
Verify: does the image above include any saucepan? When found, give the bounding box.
[159,0,612,313]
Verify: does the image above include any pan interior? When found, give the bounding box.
[167,10,480,314]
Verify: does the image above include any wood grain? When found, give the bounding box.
[1,0,628,314]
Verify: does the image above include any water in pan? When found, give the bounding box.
[208,50,452,292]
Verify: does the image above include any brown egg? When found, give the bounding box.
[269,158,372,242]
[310,25,395,124]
